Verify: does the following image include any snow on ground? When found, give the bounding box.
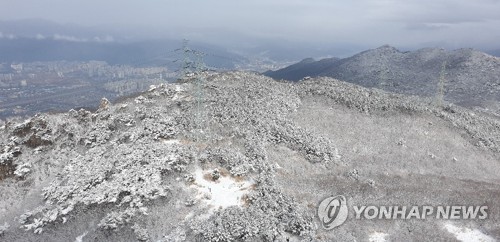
[190,168,254,211]
[162,139,180,145]
[0,222,9,236]
[368,232,389,242]
[74,231,88,242]
[444,223,496,242]
[172,85,183,101]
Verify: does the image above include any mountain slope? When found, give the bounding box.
[263,57,340,81]
[0,72,499,241]
[265,46,500,114]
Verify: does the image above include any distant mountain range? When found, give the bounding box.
[0,19,361,69]
[0,19,250,69]
[0,38,248,69]
[265,46,500,114]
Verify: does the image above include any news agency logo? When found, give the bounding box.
[317,195,489,230]
[317,195,348,230]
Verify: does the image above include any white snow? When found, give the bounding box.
[172,85,183,100]
[0,222,9,236]
[74,231,88,242]
[444,223,496,242]
[162,139,180,145]
[190,168,254,211]
[369,232,389,242]
[14,163,32,178]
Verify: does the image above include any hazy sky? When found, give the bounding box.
[2,0,500,50]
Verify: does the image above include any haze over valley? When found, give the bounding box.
[1,1,500,241]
